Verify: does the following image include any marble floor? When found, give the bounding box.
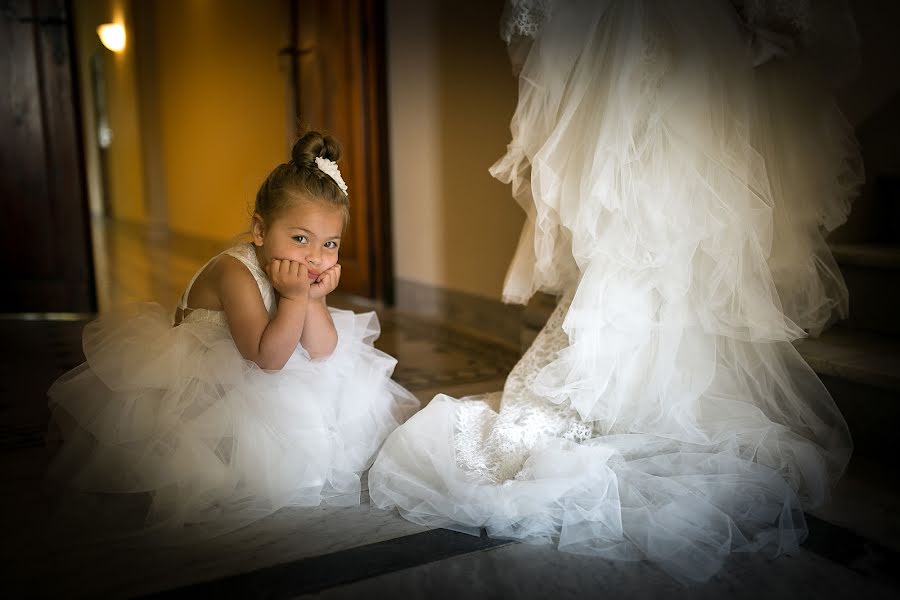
[1,221,899,599]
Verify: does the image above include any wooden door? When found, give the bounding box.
[290,0,393,301]
[0,0,95,313]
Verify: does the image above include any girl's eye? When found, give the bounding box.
[324,241,338,249]
[293,235,308,244]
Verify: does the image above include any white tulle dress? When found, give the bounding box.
[369,0,862,583]
[47,243,418,542]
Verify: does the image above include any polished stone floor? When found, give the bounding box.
[1,221,899,599]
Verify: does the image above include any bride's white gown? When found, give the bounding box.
[369,0,862,582]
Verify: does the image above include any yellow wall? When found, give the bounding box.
[77,0,523,301]
[73,0,146,223]
[386,0,524,301]
[153,0,289,240]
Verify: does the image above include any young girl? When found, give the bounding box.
[47,131,418,541]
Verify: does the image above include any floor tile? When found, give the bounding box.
[8,495,428,599]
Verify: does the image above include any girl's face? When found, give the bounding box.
[252,200,343,281]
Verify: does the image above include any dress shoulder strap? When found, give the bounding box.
[177,255,217,312]
[221,243,268,289]
[177,243,274,315]
[221,243,277,315]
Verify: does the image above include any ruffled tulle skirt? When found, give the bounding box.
[47,303,418,542]
[370,0,859,583]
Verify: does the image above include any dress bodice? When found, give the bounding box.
[177,243,276,327]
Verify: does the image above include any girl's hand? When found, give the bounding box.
[309,264,341,300]
[265,259,311,301]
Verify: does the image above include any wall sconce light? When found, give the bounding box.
[97,23,126,53]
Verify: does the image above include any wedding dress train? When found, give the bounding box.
[370,0,861,582]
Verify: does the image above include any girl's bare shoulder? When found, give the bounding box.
[187,254,256,311]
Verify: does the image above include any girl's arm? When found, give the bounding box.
[300,298,338,358]
[300,263,340,358]
[218,256,310,370]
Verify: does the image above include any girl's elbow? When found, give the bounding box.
[243,351,288,371]
[257,360,287,371]
[307,340,338,360]
[306,347,335,361]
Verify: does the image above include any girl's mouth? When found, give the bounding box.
[307,271,320,281]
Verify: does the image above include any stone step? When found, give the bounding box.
[519,294,900,458]
[831,243,900,270]
[796,325,900,458]
[831,243,900,336]
[797,325,900,395]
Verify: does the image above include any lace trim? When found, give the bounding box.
[175,244,276,327]
[734,0,812,34]
[500,0,555,43]
[453,294,595,483]
[453,395,501,480]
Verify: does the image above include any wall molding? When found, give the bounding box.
[394,279,524,350]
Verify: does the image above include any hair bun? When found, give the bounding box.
[291,130,342,168]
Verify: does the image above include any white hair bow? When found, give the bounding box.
[314,156,349,196]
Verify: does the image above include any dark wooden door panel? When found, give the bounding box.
[0,0,94,312]
[293,0,391,300]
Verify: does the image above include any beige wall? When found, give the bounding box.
[387,0,524,301]
[153,0,289,241]
[830,0,900,243]
[73,0,147,223]
[837,2,900,128]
